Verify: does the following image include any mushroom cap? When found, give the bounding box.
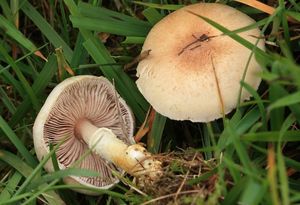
[33,75,135,194]
[136,3,265,122]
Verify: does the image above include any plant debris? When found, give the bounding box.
[136,149,219,205]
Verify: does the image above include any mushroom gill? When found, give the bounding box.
[43,78,134,187]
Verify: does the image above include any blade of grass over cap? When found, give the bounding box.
[26,168,101,191]
[12,139,66,197]
[186,10,269,58]
[45,184,130,201]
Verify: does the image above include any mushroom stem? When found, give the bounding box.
[78,120,162,181]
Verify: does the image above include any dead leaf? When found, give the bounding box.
[134,107,156,142]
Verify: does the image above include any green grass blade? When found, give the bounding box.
[222,177,247,205]
[250,144,300,171]
[13,141,62,196]
[82,38,148,123]
[268,91,300,111]
[0,150,64,205]
[0,1,12,20]
[0,67,26,99]
[78,2,150,27]
[187,10,270,59]
[9,55,57,127]
[20,0,73,62]
[187,168,218,185]
[242,131,300,141]
[63,0,148,123]
[0,150,34,177]
[21,179,60,205]
[0,192,33,205]
[241,81,267,130]
[27,168,100,190]
[148,113,166,153]
[142,7,163,25]
[0,118,36,166]
[239,178,266,205]
[133,1,183,10]
[0,44,39,111]
[0,15,38,53]
[46,184,129,201]
[271,56,300,89]
[0,172,22,201]
[277,114,295,205]
[269,83,285,130]
[70,15,150,37]
[288,0,300,11]
[267,84,300,124]
[225,120,256,174]
[218,107,260,150]
[234,108,260,134]
[122,36,145,44]
[0,86,16,114]
[70,34,88,69]
[230,18,269,34]
[279,6,290,46]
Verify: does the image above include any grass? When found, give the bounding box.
[0,0,300,204]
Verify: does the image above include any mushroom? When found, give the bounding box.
[136,3,265,122]
[33,75,161,194]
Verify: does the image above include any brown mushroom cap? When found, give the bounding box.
[33,75,135,193]
[136,3,265,122]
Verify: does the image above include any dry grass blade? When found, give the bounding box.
[211,56,225,119]
[124,49,152,71]
[234,0,275,14]
[141,190,202,205]
[235,0,297,22]
[134,107,156,142]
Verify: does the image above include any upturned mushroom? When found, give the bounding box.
[33,75,161,194]
[136,3,265,122]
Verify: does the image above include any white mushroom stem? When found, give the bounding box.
[78,120,162,180]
